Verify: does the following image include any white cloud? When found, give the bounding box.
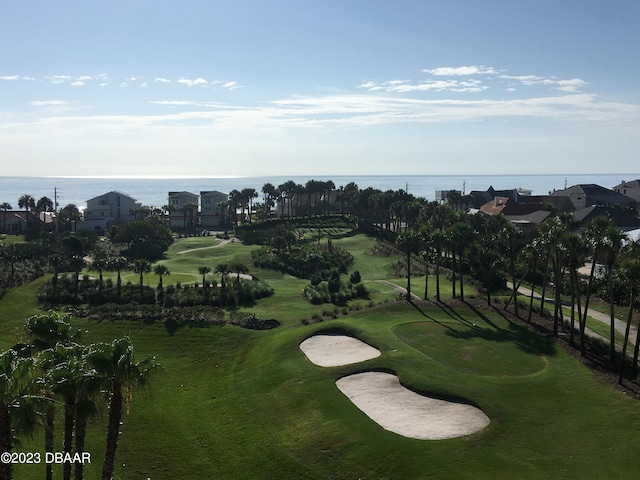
[424,66,497,76]
[155,77,171,83]
[178,77,208,86]
[45,75,72,84]
[70,81,85,87]
[0,75,36,81]
[30,100,68,107]
[222,81,239,90]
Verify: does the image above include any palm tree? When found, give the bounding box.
[18,194,35,212]
[107,256,130,298]
[198,265,211,286]
[214,262,230,288]
[560,232,588,353]
[133,259,152,297]
[603,226,627,362]
[0,349,37,480]
[241,188,258,223]
[25,311,79,480]
[396,232,420,301]
[261,183,278,220]
[87,337,159,480]
[153,264,170,290]
[0,202,11,232]
[618,257,640,384]
[581,217,613,331]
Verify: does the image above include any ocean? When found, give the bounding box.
[1,174,638,209]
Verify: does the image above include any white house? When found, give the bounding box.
[168,191,199,229]
[613,179,640,203]
[199,191,228,228]
[81,191,142,233]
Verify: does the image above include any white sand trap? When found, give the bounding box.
[336,372,490,440]
[300,335,381,367]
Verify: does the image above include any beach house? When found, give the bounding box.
[82,191,142,233]
[199,190,228,228]
[612,179,640,203]
[168,191,199,230]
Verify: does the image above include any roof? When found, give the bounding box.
[86,190,139,203]
[613,179,640,189]
[572,206,640,230]
[551,184,634,204]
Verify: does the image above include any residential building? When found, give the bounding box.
[0,211,30,234]
[612,179,640,203]
[573,206,640,231]
[81,191,142,233]
[168,191,199,229]
[200,191,228,228]
[549,184,636,211]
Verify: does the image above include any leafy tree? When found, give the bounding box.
[109,218,173,261]
[618,257,640,384]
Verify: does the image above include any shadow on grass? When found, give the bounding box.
[437,301,558,357]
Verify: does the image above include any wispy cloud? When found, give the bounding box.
[155,77,171,83]
[30,100,69,107]
[177,77,208,87]
[423,66,497,76]
[360,79,487,93]
[0,75,36,81]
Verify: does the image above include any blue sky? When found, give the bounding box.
[1,0,639,177]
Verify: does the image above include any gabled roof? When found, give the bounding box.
[573,206,640,230]
[613,179,640,189]
[550,184,635,206]
[86,190,139,202]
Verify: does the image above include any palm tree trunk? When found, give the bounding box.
[435,250,441,302]
[63,395,76,480]
[528,257,538,323]
[102,383,123,480]
[74,414,88,480]
[458,252,464,302]
[632,315,640,378]
[619,292,635,385]
[45,403,55,480]
[608,267,616,362]
[423,259,429,300]
[0,405,12,480]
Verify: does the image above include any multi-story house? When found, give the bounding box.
[200,191,228,228]
[81,191,142,233]
[612,179,640,204]
[168,191,199,230]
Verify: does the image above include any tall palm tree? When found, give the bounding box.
[18,194,35,212]
[603,226,627,361]
[133,259,152,297]
[618,257,640,384]
[153,264,170,290]
[107,256,130,298]
[397,232,420,301]
[214,262,230,288]
[0,349,37,480]
[25,312,79,480]
[87,337,159,480]
[198,265,211,286]
[581,217,613,330]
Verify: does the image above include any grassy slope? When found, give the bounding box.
[4,233,640,479]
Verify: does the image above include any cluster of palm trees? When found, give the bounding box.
[393,198,640,381]
[1,311,158,480]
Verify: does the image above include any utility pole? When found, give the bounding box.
[53,187,60,234]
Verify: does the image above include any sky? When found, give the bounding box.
[1,0,639,178]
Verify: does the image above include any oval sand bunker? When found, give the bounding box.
[336,372,490,440]
[300,335,381,367]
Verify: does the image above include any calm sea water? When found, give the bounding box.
[1,174,638,209]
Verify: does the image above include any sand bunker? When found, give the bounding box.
[299,335,381,367]
[336,372,490,440]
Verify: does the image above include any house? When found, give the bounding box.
[81,191,142,233]
[549,184,636,211]
[199,191,228,228]
[477,197,552,232]
[168,191,199,230]
[612,179,640,204]
[0,211,31,234]
[572,206,640,231]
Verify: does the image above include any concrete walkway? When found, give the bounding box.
[511,283,638,342]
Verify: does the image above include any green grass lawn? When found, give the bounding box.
[5,233,640,479]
